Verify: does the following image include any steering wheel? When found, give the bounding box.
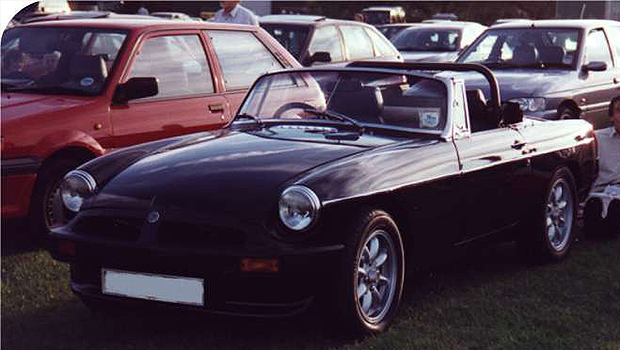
[273,102,315,119]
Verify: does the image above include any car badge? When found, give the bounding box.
[147,211,160,224]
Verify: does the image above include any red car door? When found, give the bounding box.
[109,30,231,148]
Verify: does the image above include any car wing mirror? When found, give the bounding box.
[303,51,332,66]
[582,61,607,72]
[501,101,523,125]
[113,77,158,104]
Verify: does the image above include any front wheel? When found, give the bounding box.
[558,105,580,120]
[335,210,405,334]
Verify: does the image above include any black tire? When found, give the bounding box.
[29,158,86,238]
[558,105,580,120]
[520,167,577,262]
[333,209,405,334]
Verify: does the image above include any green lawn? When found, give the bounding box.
[2,231,620,350]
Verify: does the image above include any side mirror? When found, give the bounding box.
[113,77,158,104]
[582,61,607,72]
[501,101,523,125]
[303,51,332,66]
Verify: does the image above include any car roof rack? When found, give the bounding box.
[346,61,501,113]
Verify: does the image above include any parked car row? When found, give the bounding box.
[1,18,300,234]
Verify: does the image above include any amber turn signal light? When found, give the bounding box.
[240,258,279,272]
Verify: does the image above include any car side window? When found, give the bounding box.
[128,34,214,99]
[584,29,613,66]
[340,25,375,60]
[308,25,344,63]
[207,30,283,91]
[606,26,620,64]
[364,27,398,57]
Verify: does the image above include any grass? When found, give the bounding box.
[2,226,620,350]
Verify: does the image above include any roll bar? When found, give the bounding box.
[346,61,501,114]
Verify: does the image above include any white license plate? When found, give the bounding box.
[102,269,204,306]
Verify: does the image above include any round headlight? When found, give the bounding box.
[60,170,97,213]
[278,186,321,231]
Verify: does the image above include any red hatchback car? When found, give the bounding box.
[1,18,300,235]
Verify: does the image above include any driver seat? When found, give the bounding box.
[327,81,384,124]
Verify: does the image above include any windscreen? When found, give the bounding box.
[392,28,460,52]
[239,71,448,133]
[1,26,128,95]
[458,28,580,68]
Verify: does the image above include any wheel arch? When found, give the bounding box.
[557,100,581,119]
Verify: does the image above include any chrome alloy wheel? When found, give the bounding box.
[355,229,398,324]
[546,178,574,252]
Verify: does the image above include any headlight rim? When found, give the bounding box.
[60,169,97,213]
[278,185,322,232]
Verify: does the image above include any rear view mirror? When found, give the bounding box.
[113,77,158,104]
[582,61,607,72]
[303,51,332,66]
[501,101,523,125]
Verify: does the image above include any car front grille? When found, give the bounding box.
[158,221,246,249]
[71,215,143,242]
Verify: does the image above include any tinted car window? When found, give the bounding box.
[260,24,309,60]
[585,29,613,66]
[128,35,213,99]
[308,25,344,63]
[340,25,374,60]
[393,28,460,52]
[364,27,398,57]
[207,30,283,90]
[460,28,580,67]
[1,27,127,95]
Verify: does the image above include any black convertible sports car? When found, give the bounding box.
[50,62,597,334]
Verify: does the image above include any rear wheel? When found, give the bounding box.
[521,167,577,262]
[29,158,87,238]
[334,209,405,334]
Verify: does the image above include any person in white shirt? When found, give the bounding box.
[211,1,258,26]
[584,95,620,237]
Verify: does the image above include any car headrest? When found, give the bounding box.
[69,55,108,81]
[513,45,538,64]
[539,45,565,64]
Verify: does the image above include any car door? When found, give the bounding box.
[453,126,530,244]
[110,30,230,148]
[578,27,619,129]
[204,30,286,115]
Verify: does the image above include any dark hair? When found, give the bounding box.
[610,95,620,117]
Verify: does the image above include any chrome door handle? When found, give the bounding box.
[208,103,224,113]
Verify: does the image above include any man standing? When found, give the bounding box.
[211,1,258,26]
[584,95,620,237]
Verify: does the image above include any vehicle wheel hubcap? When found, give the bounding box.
[355,229,397,324]
[44,180,67,230]
[545,178,573,252]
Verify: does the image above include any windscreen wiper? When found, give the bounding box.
[303,108,364,133]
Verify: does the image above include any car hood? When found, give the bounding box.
[90,128,391,220]
[401,51,459,63]
[453,69,576,101]
[0,93,92,122]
